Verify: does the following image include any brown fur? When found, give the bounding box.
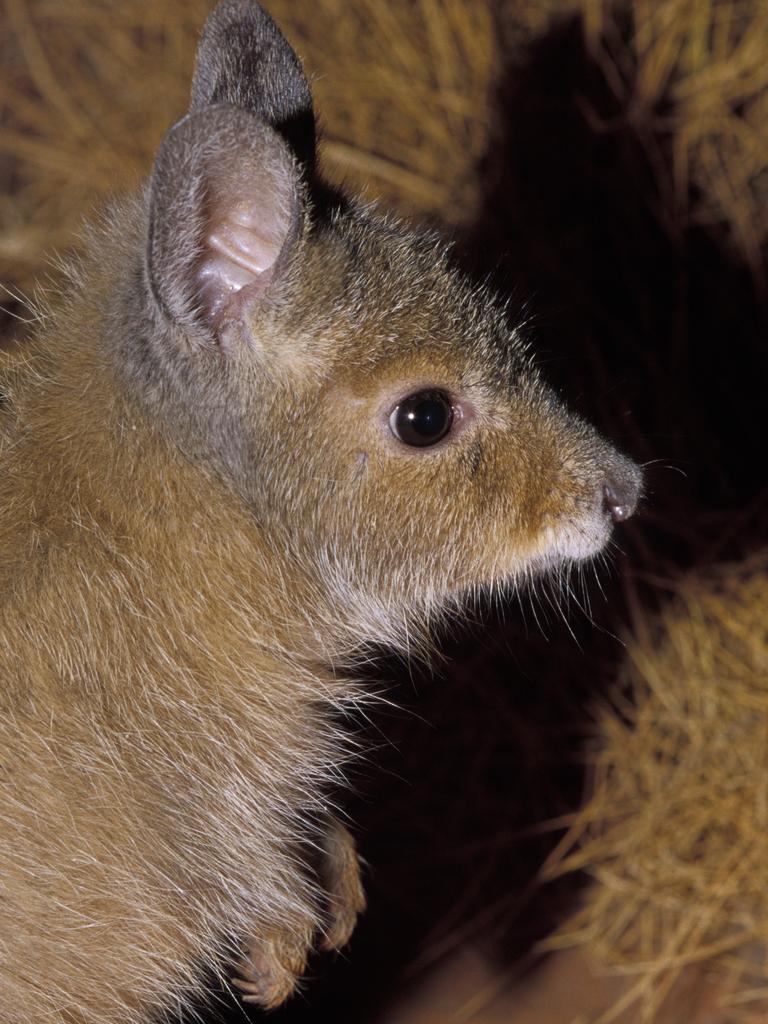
[0,3,641,1022]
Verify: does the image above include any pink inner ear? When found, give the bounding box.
[196,157,296,326]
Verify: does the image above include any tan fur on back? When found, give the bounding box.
[0,225,350,1022]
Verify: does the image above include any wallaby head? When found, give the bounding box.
[0,2,642,1020]
[107,0,642,656]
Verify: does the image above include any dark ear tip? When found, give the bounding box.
[189,0,315,168]
[198,0,280,43]
[191,0,285,110]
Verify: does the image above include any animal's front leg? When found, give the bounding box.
[320,817,366,951]
[233,818,364,1008]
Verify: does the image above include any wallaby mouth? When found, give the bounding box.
[532,453,643,569]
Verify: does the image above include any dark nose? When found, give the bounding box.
[602,462,643,523]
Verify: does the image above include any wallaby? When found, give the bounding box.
[0,2,642,1022]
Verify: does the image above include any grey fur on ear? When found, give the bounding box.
[146,105,301,340]
[190,0,315,170]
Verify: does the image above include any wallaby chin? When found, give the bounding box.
[0,2,641,1022]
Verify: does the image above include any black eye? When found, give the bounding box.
[389,390,454,447]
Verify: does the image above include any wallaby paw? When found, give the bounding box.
[320,819,366,952]
[233,820,364,1007]
[233,932,309,1010]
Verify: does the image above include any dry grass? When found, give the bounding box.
[0,0,504,294]
[579,0,768,288]
[541,551,768,1023]
[4,0,765,296]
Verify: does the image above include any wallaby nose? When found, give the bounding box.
[602,462,642,523]
[603,484,633,522]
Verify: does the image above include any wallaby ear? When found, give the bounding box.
[190,0,315,170]
[146,105,301,342]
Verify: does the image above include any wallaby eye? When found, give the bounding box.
[389,390,454,447]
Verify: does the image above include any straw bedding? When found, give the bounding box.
[542,553,768,1022]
